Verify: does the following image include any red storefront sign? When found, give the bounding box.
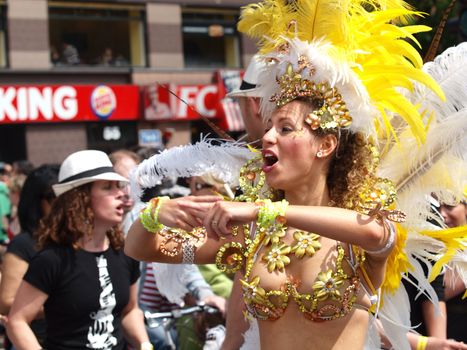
[144,84,221,121]
[0,85,140,124]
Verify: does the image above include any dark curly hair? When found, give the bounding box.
[36,183,124,250]
[296,98,376,210]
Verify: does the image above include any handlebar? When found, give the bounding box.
[144,304,220,328]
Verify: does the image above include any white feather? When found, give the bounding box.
[130,138,255,200]
[379,286,412,350]
[446,247,467,290]
[379,110,467,225]
[240,319,260,350]
[413,42,467,121]
[364,318,383,350]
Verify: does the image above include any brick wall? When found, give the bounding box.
[7,0,49,69]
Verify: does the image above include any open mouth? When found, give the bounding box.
[262,151,278,167]
[116,205,124,215]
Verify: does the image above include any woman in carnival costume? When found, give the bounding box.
[125,1,467,349]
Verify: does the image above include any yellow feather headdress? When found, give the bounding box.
[238,0,444,142]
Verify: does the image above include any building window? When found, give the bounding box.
[0,4,7,68]
[48,2,147,67]
[182,8,240,68]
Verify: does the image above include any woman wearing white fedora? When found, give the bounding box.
[6,150,152,350]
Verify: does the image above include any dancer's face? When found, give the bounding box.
[440,202,467,228]
[261,100,325,190]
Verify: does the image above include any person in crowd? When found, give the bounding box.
[99,47,115,66]
[109,149,143,234]
[110,148,225,350]
[6,174,27,238]
[125,1,467,349]
[0,162,12,246]
[227,54,265,148]
[61,41,80,65]
[50,46,61,65]
[222,55,265,350]
[11,161,34,177]
[188,174,234,299]
[0,164,59,348]
[6,150,151,350]
[440,196,467,343]
[403,197,448,339]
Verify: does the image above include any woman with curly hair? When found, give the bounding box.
[6,150,151,350]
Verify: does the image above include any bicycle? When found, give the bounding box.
[144,303,225,350]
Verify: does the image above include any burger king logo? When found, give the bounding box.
[90,85,116,119]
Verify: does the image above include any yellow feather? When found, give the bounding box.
[381,224,412,295]
[418,225,467,281]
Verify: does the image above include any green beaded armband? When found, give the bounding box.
[140,196,170,233]
[256,199,289,227]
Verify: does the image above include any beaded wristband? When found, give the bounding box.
[416,335,428,350]
[256,199,289,228]
[140,196,170,233]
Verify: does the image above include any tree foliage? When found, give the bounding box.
[405,0,465,58]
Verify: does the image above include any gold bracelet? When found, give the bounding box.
[416,335,428,350]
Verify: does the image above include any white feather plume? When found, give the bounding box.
[151,263,189,305]
[379,111,467,226]
[413,42,467,122]
[378,43,467,348]
[130,138,255,200]
[446,246,467,290]
[378,287,412,350]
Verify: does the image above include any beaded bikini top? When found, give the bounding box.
[239,224,369,322]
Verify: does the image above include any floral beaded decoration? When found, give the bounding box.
[140,196,170,233]
[253,199,323,273]
[215,241,246,274]
[237,156,274,202]
[291,244,360,321]
[290,231,322,258]
[270,60,353,132]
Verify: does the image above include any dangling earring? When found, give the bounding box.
[317,150,323,158]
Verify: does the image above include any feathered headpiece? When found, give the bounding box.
[238,0,444,142]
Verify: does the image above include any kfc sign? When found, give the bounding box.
[144,84,220,121]
[0,85,140,124]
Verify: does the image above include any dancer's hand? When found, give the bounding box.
[181,200,259,239]
[158,195,221,232]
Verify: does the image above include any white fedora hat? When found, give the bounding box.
[227,55,265,98]
[53,150,129,196]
